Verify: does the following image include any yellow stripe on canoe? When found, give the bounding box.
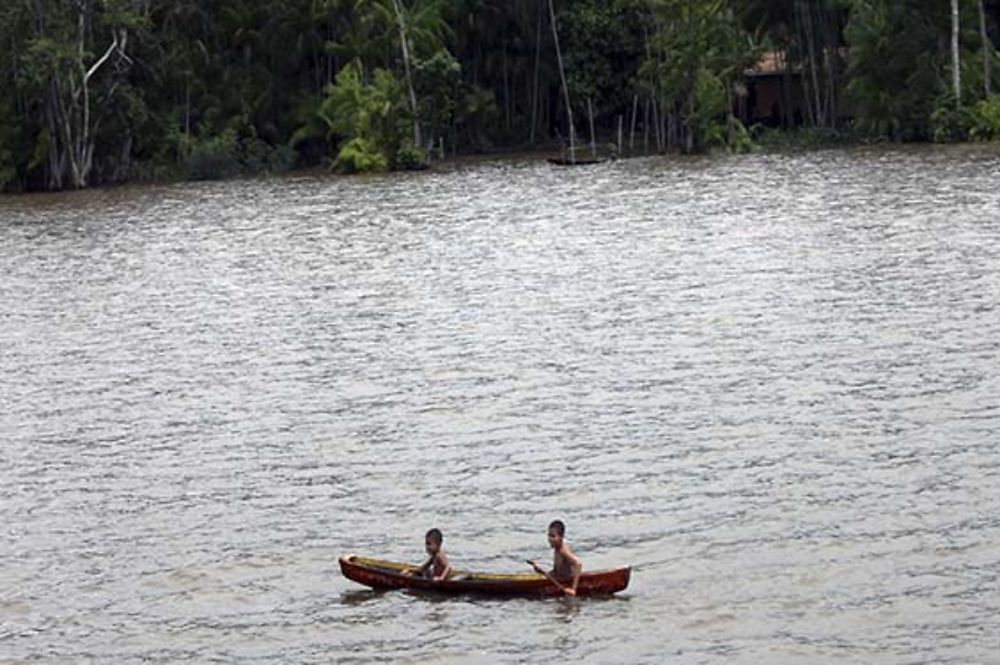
[349,556,543,581]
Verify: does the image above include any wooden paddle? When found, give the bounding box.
[527,559,572,596]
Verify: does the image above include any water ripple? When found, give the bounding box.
[2,144,999,663]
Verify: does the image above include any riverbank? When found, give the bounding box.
[4,136,1000,203]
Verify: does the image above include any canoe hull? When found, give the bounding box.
[339,555,630,597]
[547,157,604,166]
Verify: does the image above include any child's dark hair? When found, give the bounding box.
[548,520,565,536]
[425,528,443,544]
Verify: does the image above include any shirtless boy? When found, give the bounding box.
[530,519,582,596]
[403,528,451,581]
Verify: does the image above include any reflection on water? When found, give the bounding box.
[551,597,582,623]
[339,590,387,606]
[1,144,999,663]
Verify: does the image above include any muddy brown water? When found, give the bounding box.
[2,145,999,663]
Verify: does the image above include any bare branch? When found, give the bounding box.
[85,31,119,83]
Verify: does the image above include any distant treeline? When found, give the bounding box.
[2,1,999,192]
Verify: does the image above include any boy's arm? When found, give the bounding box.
[433,552,451,581]
[418,555,434,575]
[565,549,583,596]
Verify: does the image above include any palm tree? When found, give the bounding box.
[372,0,450,149]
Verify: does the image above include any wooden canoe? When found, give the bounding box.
[547,157,605,166]
[339,554,630,597]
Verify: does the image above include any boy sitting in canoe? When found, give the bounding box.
[529,519,582,596]
[402,528,452,581]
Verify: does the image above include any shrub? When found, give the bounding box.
[930,94,968,144]
[395,142,426,170]
[0,148,16,191]
[690,67,728,150]
[754,126,857,148]
[726,115,754,154]
[240,139,297,174]
[322,61,407,172]
[966,96,1000,142]
[333,137,388,174]
[182,128,298,180]
[184,130,240,180]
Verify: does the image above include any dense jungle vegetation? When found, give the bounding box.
[2,1,999,191]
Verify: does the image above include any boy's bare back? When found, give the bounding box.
[553,542,581,579]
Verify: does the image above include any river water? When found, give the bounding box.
[1,145,999,663]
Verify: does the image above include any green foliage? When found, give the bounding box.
[395,0,452,59]
[0,97,24,191]
[320,60,408,172]
[726,115,755,154]
[334,137,389,173]
[642,0,761,153]
[691,67,729,148]
[845,0,987,141]
[754,126,857,148]
[930,93,968,143]
[288,92,328,159]
[2,0,1000,191]
[454,84,500,150]
[414,49,462,145]
[241,139,298,174]
[395,141,427,169]
[0,144,17,191]
[560,0,647,117]
[966,95,1000,141]
[183,126,297,180]
[322,61,372,139]
[184,130,242,180]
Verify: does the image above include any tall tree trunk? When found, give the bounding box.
[981,0,991,96]
[820,4,839,126]
[502,38,510,130]
[45,83,64,190]
[780,53,792,128]
[802,0,824,127]
[629,93,638,151]
[391,0,421,148]
[953,0,962,105]
[530,1,542,144]
[587,97,596,157]
[642,25,660,150]
[643,98,650,154]
[685,94,694,153]
[652,98,661,151]
[793,0,815,126]
[548,0,574,160]
[183,77,191,157]
[72,26,127,189]
[685,0,695,151]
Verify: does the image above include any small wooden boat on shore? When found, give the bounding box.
[340,554,630,597]
[547,156,605,166]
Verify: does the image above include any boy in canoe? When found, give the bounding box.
[529,520,582,596]
[402,528,452,581]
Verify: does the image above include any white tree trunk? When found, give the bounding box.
[391,0,421,149]
[548,0,575,161]
[52,15,129,189]
[587,97,596,157]
[629,93,638,151]
[981,0,991,96]
[953,0,962,104]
